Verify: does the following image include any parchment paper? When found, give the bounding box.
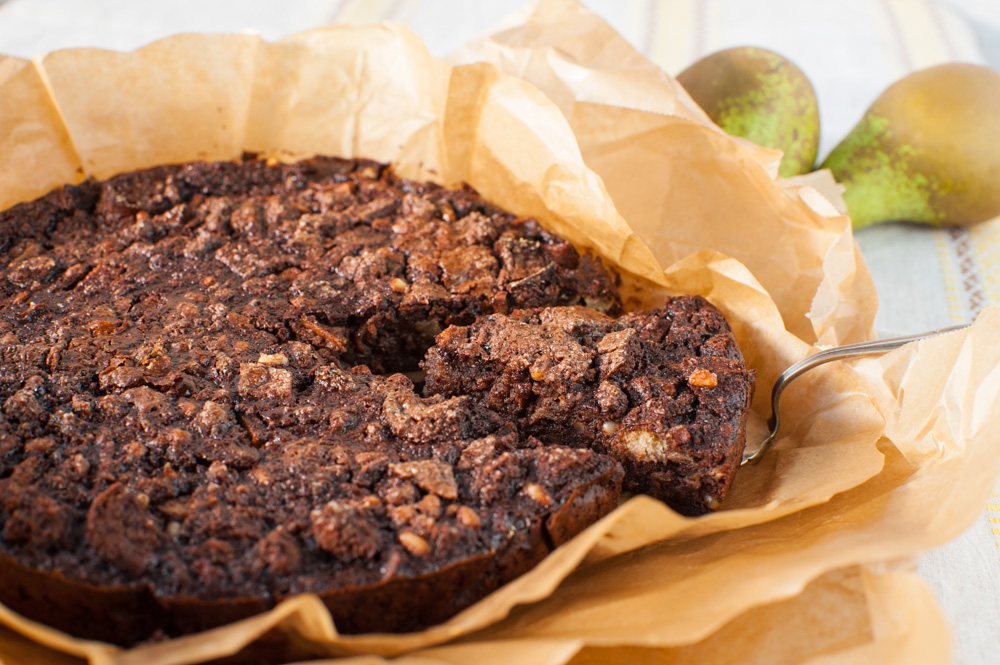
[450,0,876,347]
[1,0,999,663]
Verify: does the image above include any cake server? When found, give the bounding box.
[742,323,970,465]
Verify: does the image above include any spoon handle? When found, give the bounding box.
[741,323,970,465]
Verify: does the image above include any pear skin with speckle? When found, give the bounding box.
[821,63,1000,229]
[677,46,819,177]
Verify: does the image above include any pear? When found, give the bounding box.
[677,46,820,177]
[821,63,1000,229]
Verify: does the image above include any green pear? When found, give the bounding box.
[821,63,1000,229]
[677,46,820,177]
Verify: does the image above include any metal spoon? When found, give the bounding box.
[741,323,970,465]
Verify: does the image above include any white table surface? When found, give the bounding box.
[0,1,998,663]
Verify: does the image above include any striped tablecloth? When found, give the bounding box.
[0,1,998,663]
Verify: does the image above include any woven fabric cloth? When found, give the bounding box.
[0,1,998,663]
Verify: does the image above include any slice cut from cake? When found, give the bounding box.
[423,297,755,515]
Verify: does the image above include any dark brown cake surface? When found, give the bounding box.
[422,299,755,515]
[0,156,624,645]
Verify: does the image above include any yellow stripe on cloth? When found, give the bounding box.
[970,217,1000,305]
[932,230,970,323]
[870,0,913,78]
[884,0,954,70]
[991,494,1000,562]
[337,0,394,23]
[393,0,427,25]
[645,0,697,75]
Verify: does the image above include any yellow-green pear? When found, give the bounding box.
[677,46,820,177]
[821,63,1000,229]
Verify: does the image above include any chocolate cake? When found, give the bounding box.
[0,156,624,645]
[422,301,755,515]
[0,154,753,646]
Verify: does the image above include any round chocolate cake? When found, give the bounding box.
[0,156,751,645]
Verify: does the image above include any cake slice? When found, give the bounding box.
[422,297,755,515]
